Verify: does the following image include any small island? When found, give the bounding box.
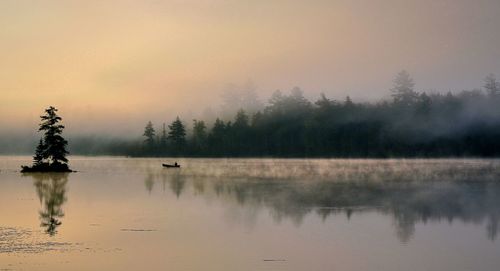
[21,106,72,173]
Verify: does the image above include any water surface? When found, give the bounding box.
[1,157,499,270]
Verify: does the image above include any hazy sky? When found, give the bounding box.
[1,0,500,135]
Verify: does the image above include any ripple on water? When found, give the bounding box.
[0,227,77,254]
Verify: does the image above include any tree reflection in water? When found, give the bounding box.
[146,171,500,243]
[28,173,68,236]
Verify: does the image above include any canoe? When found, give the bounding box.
[162,163,180,168]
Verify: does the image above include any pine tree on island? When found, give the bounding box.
[21,106,72,172]
[32,138,46,166]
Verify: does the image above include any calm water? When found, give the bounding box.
[1,157,500,271]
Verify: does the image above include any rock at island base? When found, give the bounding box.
[21,162,72,173]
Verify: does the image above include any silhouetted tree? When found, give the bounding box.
[251,111,263,127]
[22,106,70,172]
[290,87,311,109]
[315,93,335,110]
[267,89,285,115]
[211,118,226,137]
[233,110,249,129]
[191,120,207,154]
[33,138,46,166]
[231,110,251,155]
[40,107,69,164]
[168,117,186,153]
[143,121,156,148]
[208,118,227,155]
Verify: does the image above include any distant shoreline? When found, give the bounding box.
[2,154,500,159]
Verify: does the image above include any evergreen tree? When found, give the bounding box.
[208,118,226,154]
[484,73,499,97]
[39,106,69,165]
[233,110,249,129]
[143,121,156,147]
[290,87,310,108]
[192,120,207,151]
[33,138,46,166]
[22,106,70,172]
[391,70,418,106]
[416,92,432,117]
[267,89,285,114]
[168,117,186,151]
[251,111,263,127]
[211,118,226,138]
[315,93,335,112]
[232,110,251,155]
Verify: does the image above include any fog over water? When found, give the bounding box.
[1,157,500,270]
[2,1,500,270]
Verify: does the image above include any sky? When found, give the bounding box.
[1,0,500,135]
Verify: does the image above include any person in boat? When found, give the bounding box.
[174,162,178,166]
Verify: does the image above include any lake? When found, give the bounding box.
[1,156,500,270]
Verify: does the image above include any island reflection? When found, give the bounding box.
[27,173,68,236]
[145,169,500,243]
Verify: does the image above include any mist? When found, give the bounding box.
[1,0,500,154]
[2,71,500,156]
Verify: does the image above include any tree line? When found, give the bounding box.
[126,71,500,157]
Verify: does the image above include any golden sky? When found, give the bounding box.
[1,0,500,134]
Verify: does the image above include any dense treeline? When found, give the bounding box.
[116,71,500,157]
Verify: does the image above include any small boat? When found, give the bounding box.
[162,163,180,168]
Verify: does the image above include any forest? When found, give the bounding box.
[71,71,500,157]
